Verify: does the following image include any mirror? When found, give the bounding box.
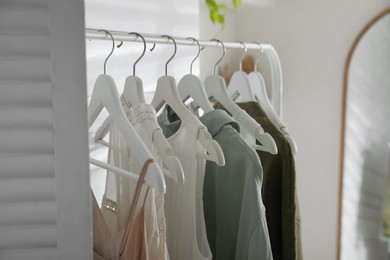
[338,8,390,260]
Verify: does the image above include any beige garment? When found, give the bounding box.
[157,110,212,260]
[101,101,169,260]
[93,159,153,260]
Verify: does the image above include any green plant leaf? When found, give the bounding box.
[216,14,225,24]
[209,9,225,25]
[217,3,228,11]
[209,9,218,23]
[232,0,242,8]
[205,0,242,31]
[206,0,218,11]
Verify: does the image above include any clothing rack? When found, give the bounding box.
[85,28,284,117]
[87,28,272,50]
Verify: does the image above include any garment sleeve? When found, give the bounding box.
[248,217,274,260]
[281,149,303,260]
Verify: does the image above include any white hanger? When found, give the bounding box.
[121,32,147,107]
[204,39,277,154]
[177,37,214,113]
[88,30,165,193]
[150,35,191,119]
[94,32,147,141]
[226,41,256,102]
[263,45,283,117]
[249,44,297,154]
[151,35,225,166]
[95,32,185,184]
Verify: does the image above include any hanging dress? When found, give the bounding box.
[101,99,169,260]
[93,159,153,260]
[158,107,212,260]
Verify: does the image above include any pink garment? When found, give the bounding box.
[93,159,153,260]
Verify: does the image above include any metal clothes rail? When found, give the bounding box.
[84,28,283,117]
[85,28,272,51]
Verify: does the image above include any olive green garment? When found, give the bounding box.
[158,106,273,260]
[215,102,303,260]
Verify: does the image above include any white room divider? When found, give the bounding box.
[0,0,91,259]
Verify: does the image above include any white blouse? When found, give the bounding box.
[159,111,212,260]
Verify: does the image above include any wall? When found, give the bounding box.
[229,1,390,259]
[85,0,200,96]
[199,2,237,79]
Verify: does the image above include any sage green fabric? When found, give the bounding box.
[215,102,303,260]
[158,107,273,260]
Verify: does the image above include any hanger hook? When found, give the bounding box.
[161,35,177,75]
[236,41,247,71]
[128,32,146,76]
[150,43,156,52]
[186,37,201,75]
[252,41,264,71]
[98,30,115,75]
[117,41,124,48]
[210,39,226,75]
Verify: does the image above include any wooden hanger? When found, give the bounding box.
[226,41,256,102]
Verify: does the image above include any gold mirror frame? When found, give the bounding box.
[337,7,390,260]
